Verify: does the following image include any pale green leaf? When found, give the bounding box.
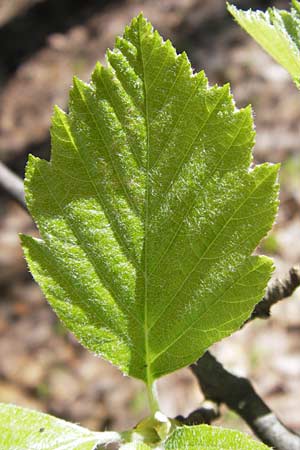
[164,425,271,450]
[22,14,279,388]
[228,1,300,88]
[0,404,120,450]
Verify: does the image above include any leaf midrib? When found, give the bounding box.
[138,18,153,392]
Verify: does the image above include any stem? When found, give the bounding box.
[147,378,159,414]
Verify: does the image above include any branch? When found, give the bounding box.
[247,265,300,322]
[176,401,220,426]
[191,352,300,450]
[0,161,26,209]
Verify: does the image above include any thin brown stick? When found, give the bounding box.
[248,265,300,322]
[0,161,26,209]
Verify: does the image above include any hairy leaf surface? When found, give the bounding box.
[228,1,300,88]
[22,14,279,386]
[0,404,120,450]
[164,425,271,449]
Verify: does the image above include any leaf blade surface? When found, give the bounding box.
[22,15,279,384]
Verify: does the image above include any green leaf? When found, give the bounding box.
[164,425,271,450]
[228,1,300,88]
[21,14,279,393]
[0,403,121,450]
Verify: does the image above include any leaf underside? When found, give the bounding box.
[228,1,300,88]
[0,403,119,450]
[22,14,279,384]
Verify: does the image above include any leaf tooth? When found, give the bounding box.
[24,155,52,215]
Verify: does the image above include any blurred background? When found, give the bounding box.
[0,0,299,437]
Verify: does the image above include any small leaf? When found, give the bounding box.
[0,403,120,450]
[22,14,279,392]
[164,425,271,450]
[228,2,300,88]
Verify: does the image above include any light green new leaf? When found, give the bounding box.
[0,404,120,450]
[22,15,279,389]
[228,1,300,88]
[164,425,271,450]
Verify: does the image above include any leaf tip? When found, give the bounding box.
[19,232,26,244]
[269,162,281,179]
[91,61,103,85]
[136,11,146,21]
[227,2,240,20]
[19,233,41,255]
[72,74,80,89]
[51,105,67,125]
[227,2,235,13]
[71,74,88,94]
[53,104,62,114]
[25,154,41,182]
[129,11,153,37]
[258,254,276,275]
